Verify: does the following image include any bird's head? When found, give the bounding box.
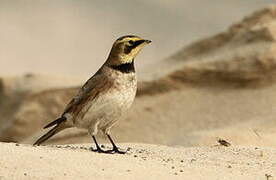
[106,35,151,66]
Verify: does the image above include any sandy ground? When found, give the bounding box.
[0,143,275,180]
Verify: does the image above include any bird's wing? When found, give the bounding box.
[63,70,112,116]
[43,68,112,129]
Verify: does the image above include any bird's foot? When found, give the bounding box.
[110,146,127,154]
[90,146,127,154]
[90,146,111,154]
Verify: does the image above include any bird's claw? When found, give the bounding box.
[90,146,127,154]
[90,147,110,153]
[112,147,127,154]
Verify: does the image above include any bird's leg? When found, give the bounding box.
[91,135,110,153]
[106,134,127,154]
[89,122,111,153]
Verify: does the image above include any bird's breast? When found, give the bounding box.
[107,73,137,110]
[96,73,137,120]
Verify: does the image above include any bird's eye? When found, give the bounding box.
[129,40,134,45]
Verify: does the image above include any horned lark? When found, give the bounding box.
[34,35,151,154]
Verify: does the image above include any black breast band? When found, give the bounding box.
[109,61,135,73]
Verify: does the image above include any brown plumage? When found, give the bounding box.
[34,35,151,154]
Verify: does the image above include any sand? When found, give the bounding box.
[0,143,275,180]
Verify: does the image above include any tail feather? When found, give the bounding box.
[44,116,66,129]
[33,124,66,146]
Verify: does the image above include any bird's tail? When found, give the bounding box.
[33,123,66,146]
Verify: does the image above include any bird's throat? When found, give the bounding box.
[109,61,135,73]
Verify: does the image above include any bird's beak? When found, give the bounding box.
[143,39,152,44]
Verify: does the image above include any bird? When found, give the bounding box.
[33,35,151,154]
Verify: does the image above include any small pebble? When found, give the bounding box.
[141,157,147,160]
